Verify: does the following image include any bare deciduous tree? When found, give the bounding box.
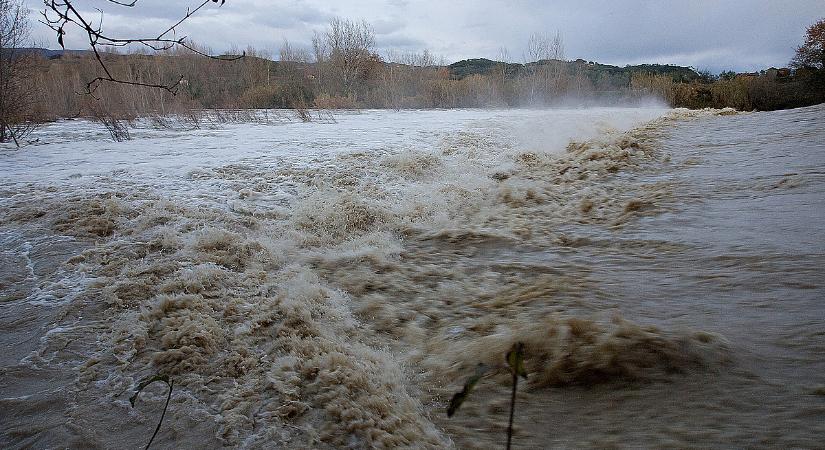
[1,0,38,146]
[311,30,327,88]
[522,31,566,104]
[377,49,441,108]
[324,17,376,96]
[280,38,310,64]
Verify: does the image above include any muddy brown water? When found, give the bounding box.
[1,106,823,449]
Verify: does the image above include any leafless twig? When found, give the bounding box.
[40,0,243,94]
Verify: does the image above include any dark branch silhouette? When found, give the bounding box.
[41,0,243,94]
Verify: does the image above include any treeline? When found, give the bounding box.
[22,18,825,120]
[632,69,825,111]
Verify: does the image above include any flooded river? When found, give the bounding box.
[1,105,823,448]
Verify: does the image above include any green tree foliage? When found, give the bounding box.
[719,70,737,81]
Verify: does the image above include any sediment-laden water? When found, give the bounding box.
[1,105,823,449]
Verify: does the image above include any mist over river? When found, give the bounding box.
[1,105,823,448]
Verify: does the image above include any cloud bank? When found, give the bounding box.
[32,0,823,72]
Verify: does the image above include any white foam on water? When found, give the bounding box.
[4,106,822,449]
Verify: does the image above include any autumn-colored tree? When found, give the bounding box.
[791,18,825,69]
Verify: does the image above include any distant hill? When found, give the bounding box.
[3,48,93,59]
[12,48,700,85]
[448,58,701,83]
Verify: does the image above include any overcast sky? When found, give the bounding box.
[32,0,824,73]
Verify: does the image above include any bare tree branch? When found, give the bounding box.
[40,0,242,94]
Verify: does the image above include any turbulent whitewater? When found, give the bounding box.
[1,106,823,448]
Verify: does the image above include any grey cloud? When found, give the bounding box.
[372,17,405,35]
[376,34,426,50]
[31,0,824,72]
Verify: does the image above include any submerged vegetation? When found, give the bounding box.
[448,343,528,450]
[129,374,174,450]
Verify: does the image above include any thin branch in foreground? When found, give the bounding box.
[40,0,242,94]
[129,373,174,450]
